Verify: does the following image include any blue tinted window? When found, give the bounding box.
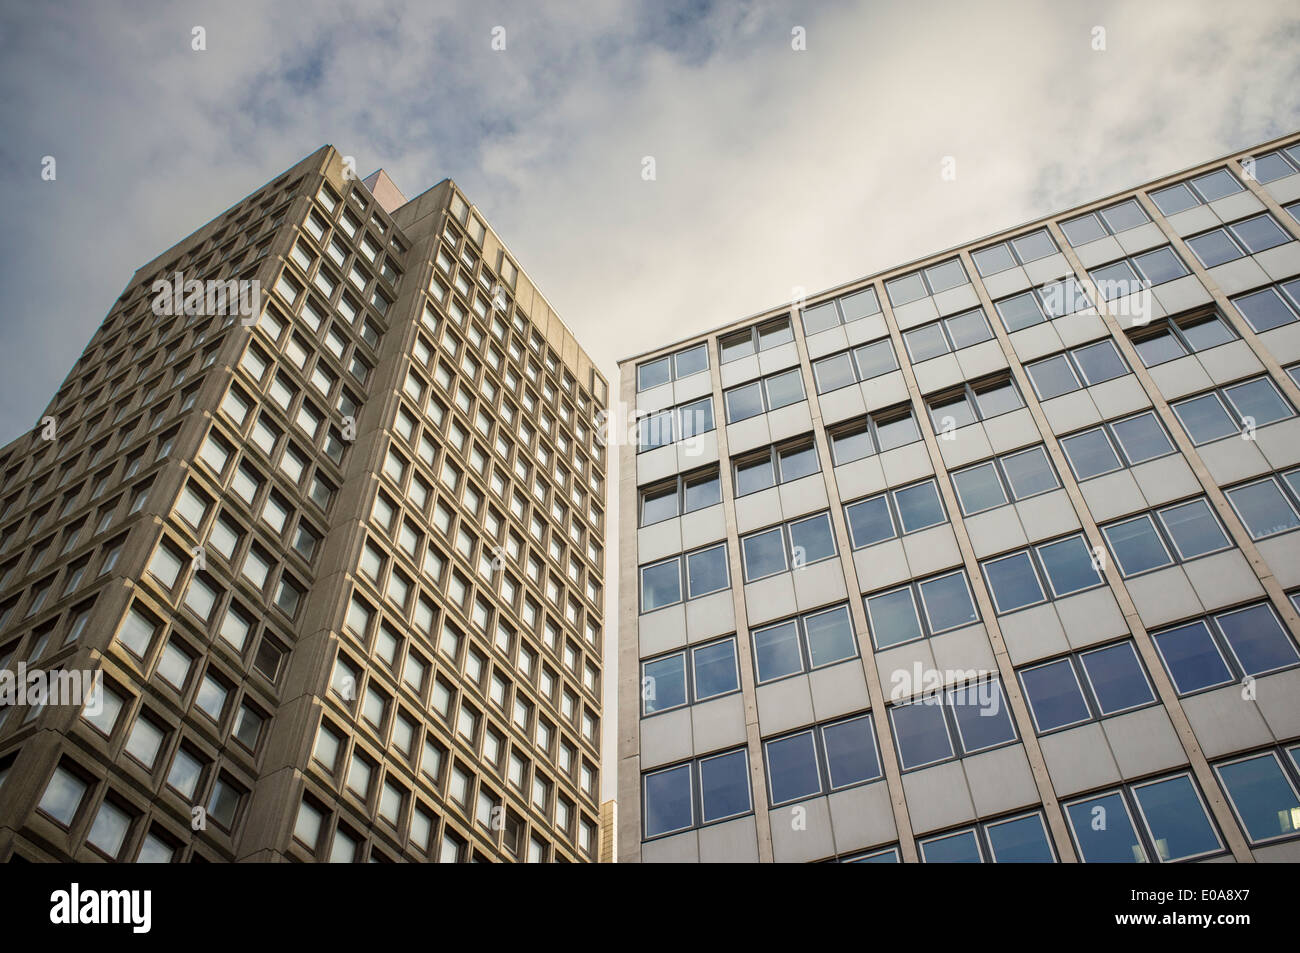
[987,814,1055,862]
[921,829,982,862]
[1159,498,1229,558]
[765,732,821,805]
[952,462,1007,514]
[1216,754,1300,843]
[846,495,895,548]
[692,639,738,700]
[917,572,978,632]
[1080,642,1153,715]
[866,588,923,649]
[753,620,802,682]
[640,560,681,612]
[686,545,729,598]
[1037,535,1101,596]
[1153,621,1233,694]
[1173,393,1238,444]
[644,764,692,837]
[1133,775,1221,861]
[1061,428,1122,479]
[895,481,945,533]
[949,681,1016,753]
[699,750,751,823]
[788,513,836,565]
[984,551,1044,613]
[1067,792,1143,862]
[642,654,687,714]
[1104,515,1172,576]
[1020,658,1090,732]
[822,715,880,789]
[741,528,786,581]
[804,605,857,669]
[890,700,953,770]
[1216,604,1300,676]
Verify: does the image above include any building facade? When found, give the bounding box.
[618,132,1300,863]
[0,145,608,862]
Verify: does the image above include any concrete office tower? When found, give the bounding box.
[618,132,1300,863]
[0,146,608,862]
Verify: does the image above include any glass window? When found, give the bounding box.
[1151,621,1233,694]
[724,382,763,423]
[904,323,949,362]
[1133,247,1187,285]
[38,766,87,827]
[1111,412,1173,463]
[803,604,856,668]
[675,344,708,379]
[766,731,821,805]
[1216,604,1300,676]
[640,559,681,612]
[840,287,881,321]
[995,292,1045,332]
[854,340,897,380]
[1226,478,1300,539]
[763,369,804,411]
[641,484,679,525]
[945,309,992,349]
[865,587,922,649]
[823,715,880,788]
[1060,213,1108,247]
[699,749,750,822]
[1066,792,1144,862]
[789,513,836,566]
[948,680,1016,753]
[1179,314,1234,351]
[1079,642,1154,715]
[642,654,686,715]
[684,470,721,511]
[917,572,978,633]
[930,394,976,430]
[894,481,945,533]
[1038,535,1100,597]
[801,301,840,336]
[678,397,714,440]
[972,243,1018,276]
[876,412,919,451]
[983,551,1044,613]
[846,495,895,548]
[885,272,927,307]
[643,764,692,837]
[986,813,1055,862]
[890,700,953,770]
[1233,287,1297,332]
[1158,498,1229,558]
[685,545,729,598]
[777,443,818,482]
[1186,229,1243,268]
[814,353,856,393]
[1133,328,1186,367]
[1100,199,1149,233]
[1002,446,1057,499]
[1020,658,1090,732]
[952,462,1007,514]
[1061,428,1122,480]
[753,620,802,681]
[920,829,982,863]
[735,455,775,496]
[1103,514,1173,576]
[1214,753,1300,844]
[693,638,739,700]
[1224,378,1291,428]
[1027,354,1079,400]
[1074,340,1127,384]
[742,527,787,581]
[1132,775,1221,862]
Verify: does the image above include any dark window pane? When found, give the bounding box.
[1132,775,1221,862]
[895,481,945,533]
[1150,183,1199,216]
[639,411,674,450]
[1174,392,1240,443]
[1216,604,1300,676]
[918,572,978,632]
[875,413,920,451]
[1020,659,1090,732]
[949,680,1015,753]
[753,620,802,682]
[720,331,755,363]
[1187,230,1243,268]
[921,829,982,863]
[1133,247,1188,285]
[1089,260,1140,299]
[742,528,786,581]
[925,259,968,293]
[886,272,927,307]
[1133,329,1186,367]
[840,288,881,321]
[1152,621,1233,693]
[1232,288,1297,332]
[1079,642,1153,715]
[854,340,898,380]
[1037,535,1100,596]
[699,749,750,822]
[930,395,976,431]
[995,293,1045,332]
[684,472,721,512]
[1192,169,1242,202]
[1104,516,1172,576]
[1226,480,1300,539]
[972,243,1016,276]
[789,513,836,566]
[1099,199,1148,233]
[678,398,714,439]
[1224,378,1291,428]
[1061,213,1108,246]
[643,764,692,837]
[1067,793,1143,862]
[1179,315,1234,352]
[765,732,821,804]
[675,345,708,378]
[846,495,895,548]
[822,715,880,788]
[1061,428,1121,479]
[952,462,1007,514]
[984,551,1045,613]
[642,654,687,714]
[987,814,1055,862]
[832,425,873,465]
[1011,229,1057,263]
[974,381,1022,418]
[891,700,953,770]
[801,302,840,336]
[1216,754,1300,843]
[758,320,793,351]
[693,639,738,700]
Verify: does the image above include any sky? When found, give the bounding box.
[2,0,1299,804]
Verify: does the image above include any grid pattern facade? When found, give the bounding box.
[0,145,607,863]
[618,132,1300,863]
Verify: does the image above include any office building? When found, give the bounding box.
[618,132,1300,863]
[0,145,608,862]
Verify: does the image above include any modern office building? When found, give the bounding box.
[0,145,608,862]
[618,132,1300,863]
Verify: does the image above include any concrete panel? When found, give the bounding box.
[893,296,939,330]
[642,829,699,863]
[743,573,798,627]
[1165,204,1218,237]
[808,660,872,723]
[902,523,963,578]
[1040,389,1102,434]
[636,444,679,485]
[1125,565,1204,629]
[1116,221,1168,256]
[1039,722,1121,796]
[928,623,998,680]
[805,326,850,361]
[834,455,887,501]
[725,415,771,456]
[1079,469,1147,523]
[818,384,867,425]
[955,338,1009,380]
[1206,257,1271,296]
[934,283,980,317]
[778,473,829,520]
[1256,242,1300,282]
[687,590,737,643]
[1055,310,1109,350]
[1014,488,1081,543]
[638,517,683,565]
[635,380,674,416]
[1198,340,1264,387]
[879,440,934,487]
[980,266,1030,299]
[965,503,1029,558]
[999,602,1071,666]
[828,781,897,855]
[639,603,688,657]
[1254,668,1300,741]
[681,504,728,552]
[935,423,993,470]
[1148,355,1213,402]
[984,407,1041,455]
[1255,417,1300,471]
[1073,235,1124,269]
[1196,436,1270,486]
[1009,322,1065,363]
[1131,454,1202,509]
[854,538,911,592]
[1255,533,1300,587]
[1024,253,1072,285]
[1180,685,1274,759]
[758,340,800,377]
[1181,549,1265,611]
[1101,706,1187,779]
[720,353,759,390]
[1057,587,1130,651]
[736,485,783,535]
[640,706,694,768]
[792,557,849,612]
[1151,273,1213,314]
[963,744,1040,817]
[913,353,963,396]
[756,674,815,736]
[697,814,761,863]
[1089,375,1149,421]
[860,370,910,410]
[691,693,748,758]
[901,760,976,834]
[768,401,814,444]
[769,797,835,863]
